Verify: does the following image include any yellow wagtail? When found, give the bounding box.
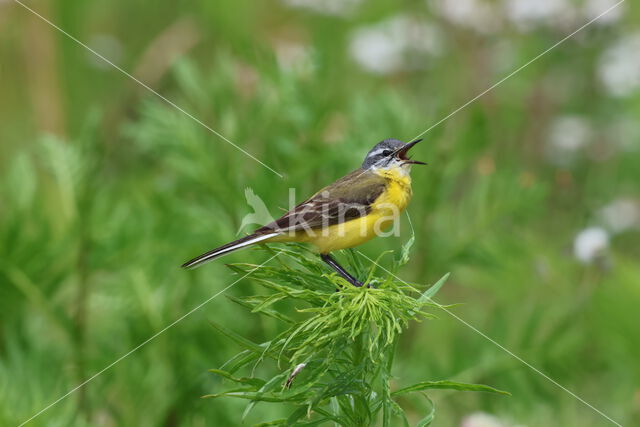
[182,138,425,287]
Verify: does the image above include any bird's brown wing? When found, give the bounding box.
[254,169,387,234]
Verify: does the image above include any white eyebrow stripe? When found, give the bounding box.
[367,148,386,157]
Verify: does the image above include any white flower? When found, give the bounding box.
[599,198,640,233]
[504,0,577,31]
[461,412,506,427]
[598,33,640,97]
[431,0,501,34]
[282,0,362,16]
[349,16,442,75]
[573,227,609,264]
[583,0,625,25]
[545,115,593,166]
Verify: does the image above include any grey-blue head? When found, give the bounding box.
[361,138,425,169]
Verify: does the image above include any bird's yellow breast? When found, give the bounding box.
[303,167,413,253]
[370,167,413,213]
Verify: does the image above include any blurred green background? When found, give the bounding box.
[1,0,639,425]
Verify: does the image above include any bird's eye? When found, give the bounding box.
[382,150,392,156]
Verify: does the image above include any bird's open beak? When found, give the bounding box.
[395,139,427,165]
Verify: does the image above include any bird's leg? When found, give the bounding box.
[320,253,364,288]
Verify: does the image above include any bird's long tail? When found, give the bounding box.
[181,232,278,269]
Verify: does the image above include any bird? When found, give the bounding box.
[182,138,425,287]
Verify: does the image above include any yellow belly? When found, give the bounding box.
[307,214,389,253]
[271,168,413,253]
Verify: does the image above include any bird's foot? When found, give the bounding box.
[351,279,365,288]
[347,278,372,288]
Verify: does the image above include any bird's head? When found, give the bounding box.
[361,138,426,170]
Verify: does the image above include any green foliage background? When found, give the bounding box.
[1,0,639,425]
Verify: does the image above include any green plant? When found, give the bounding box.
[205,243,509,426]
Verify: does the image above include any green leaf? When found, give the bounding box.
[221,350,260,374]
[418,273,450,303]
[294,417,333,426]
[252,293,288,313]
[395,232,415,268]
[204,391,298,402]
[313,406,348,425]
[226,295,295,323]
[387,399,410,427]
[209,321,267,355]
[363,250,394,284]
[392,380,510,396]
[253,419,287,426]
[344,248,366,278]
[243,373,290,420]
[285,405,309,425]
[208,369,266,388]
[416,395,435,427]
